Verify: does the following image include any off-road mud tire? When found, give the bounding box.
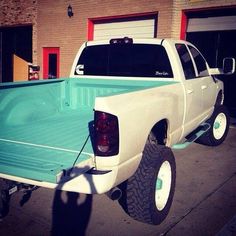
[124,144,176,225]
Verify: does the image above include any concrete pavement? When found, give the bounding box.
[0,126,235,236]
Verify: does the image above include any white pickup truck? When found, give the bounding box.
[0,38,235,224]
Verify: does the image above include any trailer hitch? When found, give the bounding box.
[20,185,39,206]
[0,179,18,219]
[0,178,39,219]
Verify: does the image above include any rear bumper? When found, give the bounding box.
[0,167,118,194]
[0,153,142,194]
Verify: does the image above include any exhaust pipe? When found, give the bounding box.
[106,187,122,201]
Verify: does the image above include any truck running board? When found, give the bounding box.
[172,123,211,150]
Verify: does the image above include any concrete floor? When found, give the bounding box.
[0,126,236,236]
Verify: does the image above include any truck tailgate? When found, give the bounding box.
[0,110,94,184]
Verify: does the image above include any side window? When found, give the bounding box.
[176,44,196,80]
[189,46,209,77]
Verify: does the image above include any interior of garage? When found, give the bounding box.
[185,8,236,117]
[0,25,32,83]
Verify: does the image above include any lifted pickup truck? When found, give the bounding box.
[0,38,235,224]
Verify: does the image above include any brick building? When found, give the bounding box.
[1,0,236,113]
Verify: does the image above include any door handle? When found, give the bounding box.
[187,89,193,94]
[201,85,207,90]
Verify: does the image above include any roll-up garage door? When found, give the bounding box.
[93,16,157,40]
[187,15,236,32]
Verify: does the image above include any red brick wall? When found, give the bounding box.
[0,0,38,64]
[37,0,173,77]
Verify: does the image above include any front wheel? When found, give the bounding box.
[122,144,176,225]
[197,105,230,146]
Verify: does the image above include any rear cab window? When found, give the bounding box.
[175,44,196,80]
[75,44,173,78]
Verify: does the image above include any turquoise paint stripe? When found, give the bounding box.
[69,77,177,89]
[0,79,65,89]
[0,77,177,90]
[69,77,176,86]
[68,77,178,98]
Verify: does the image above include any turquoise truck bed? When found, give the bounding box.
[0,78,169,184]
[0,109,93,183]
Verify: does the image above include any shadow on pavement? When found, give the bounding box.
[51,164,96,236]
[51,190,93,236]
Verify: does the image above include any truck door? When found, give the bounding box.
[176,43,206,135]
[187,45,216,114]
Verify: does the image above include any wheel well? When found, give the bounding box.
[148,119,168,145]
[215,90,224,106]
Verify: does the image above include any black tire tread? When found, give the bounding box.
[125,144,176,225]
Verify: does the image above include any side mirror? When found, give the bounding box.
[223,57,235,75]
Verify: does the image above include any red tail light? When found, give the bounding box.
[94,111,119,156]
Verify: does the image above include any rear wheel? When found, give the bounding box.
[197,105,230,146]
[123,144,176,225]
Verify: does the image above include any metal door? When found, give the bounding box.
[43,47,60,79]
